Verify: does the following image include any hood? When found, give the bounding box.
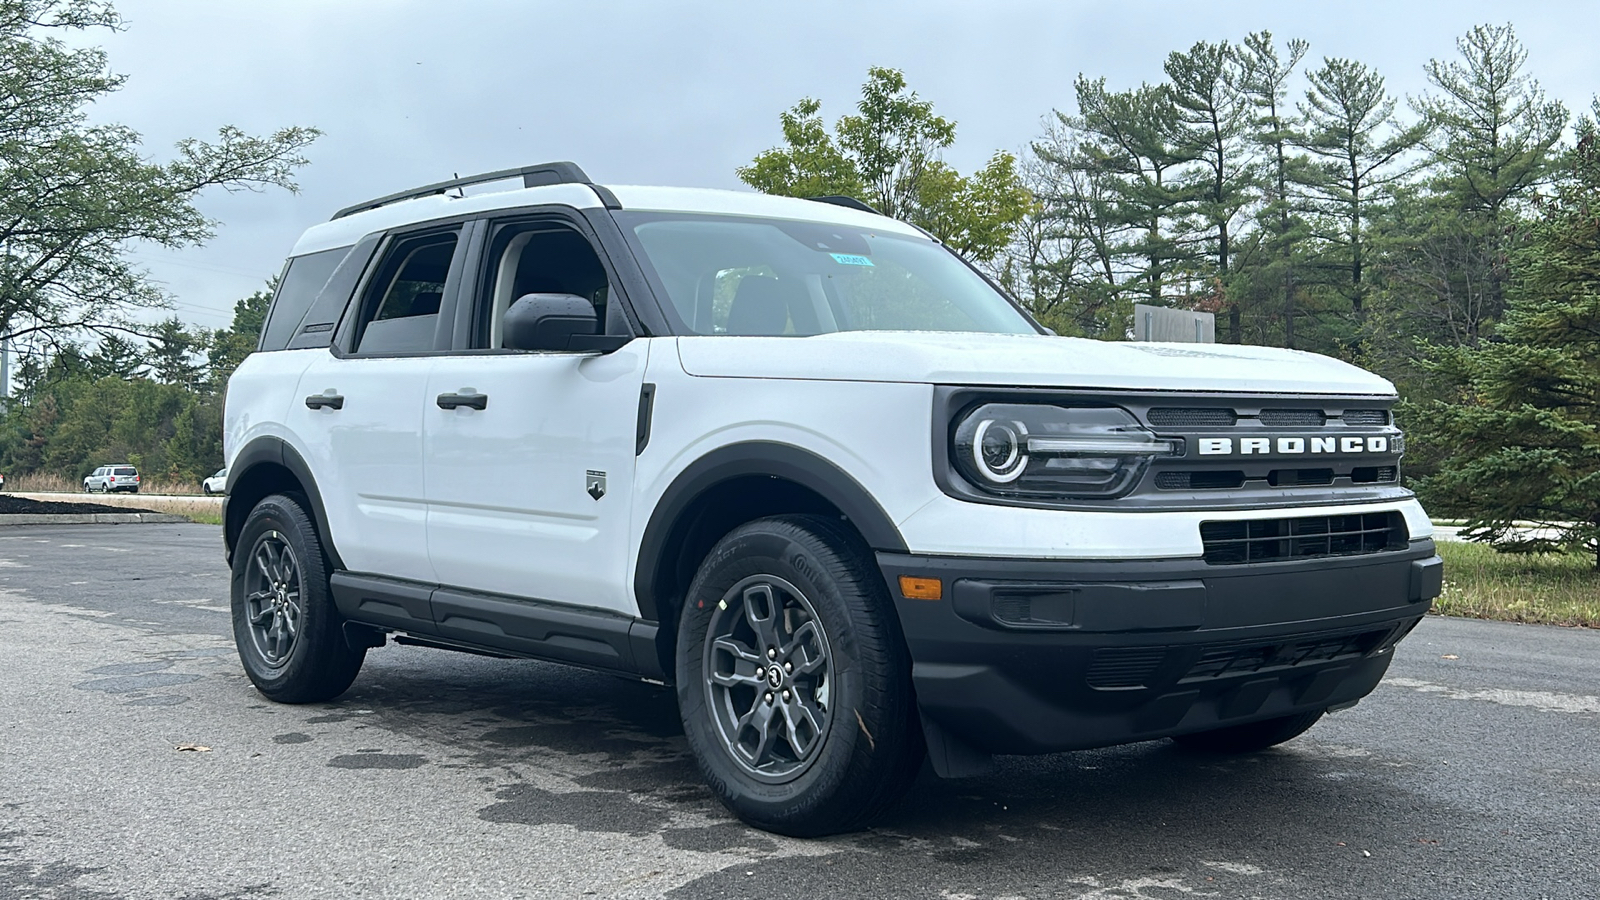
[675,332,1395,396]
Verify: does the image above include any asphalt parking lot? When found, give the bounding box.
[0,523,1595,900]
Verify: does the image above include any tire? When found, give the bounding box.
[1171,710,1325,754]
[676,514,924,837]
[203,485,214,496]
[230,492,365,703]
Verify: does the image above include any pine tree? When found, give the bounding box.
[147,316,200,386]
[1164,41,1252,339]
[1409,112,1600,567]
[1236,32,1309,347]
[1294,57,1427,327]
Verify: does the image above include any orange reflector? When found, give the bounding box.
[898,576,943,601]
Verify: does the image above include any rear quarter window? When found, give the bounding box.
[259,247,353,351]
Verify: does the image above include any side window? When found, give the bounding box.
[353,230,460,354]
[259,247,351,351]
[478,223,611,349]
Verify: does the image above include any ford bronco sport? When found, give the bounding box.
[223,162,1442,836]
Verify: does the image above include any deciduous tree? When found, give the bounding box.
[0,0,318,348]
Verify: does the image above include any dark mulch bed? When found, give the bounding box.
[0,494,161,516]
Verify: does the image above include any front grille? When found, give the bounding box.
[1199,512,1408,564]
[1086,648,1168,689]
[1181,628,1389,681]
[1257,409,1326,427]
[1148,407,1237,427]
[1342,410,1390,426]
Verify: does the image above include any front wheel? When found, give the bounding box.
[1171,710,1325,754]
[230,493,364,703]
[676,514,924,837]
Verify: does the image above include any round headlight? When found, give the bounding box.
[970,417,1029,483]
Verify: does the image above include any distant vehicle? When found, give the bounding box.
[84,465,140,493]
[203,468,228,495]
[0,473,6,491]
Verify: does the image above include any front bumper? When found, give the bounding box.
[878,540,1441,756]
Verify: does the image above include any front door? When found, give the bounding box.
[423,216,647,615]
[287,225,467,585]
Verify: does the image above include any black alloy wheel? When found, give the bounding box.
[243,531,303,667]
[703,574,835,782]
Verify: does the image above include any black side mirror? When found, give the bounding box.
[503,293,630,353]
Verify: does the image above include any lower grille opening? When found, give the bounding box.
[1351,466,1399,484]
[1200,512,1409,564]
[1086,648,1168,690]
[1181,628,1390,681]
[1268,468,1335,487]
[1156,471,1247,490]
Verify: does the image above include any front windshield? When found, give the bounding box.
[616,212,1038,337]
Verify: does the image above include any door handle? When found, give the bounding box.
[436,391,488,411]
[305,393,344,410]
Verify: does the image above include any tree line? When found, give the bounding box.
[0,289,269,483]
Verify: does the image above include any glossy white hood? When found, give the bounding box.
[675,332,1396,396]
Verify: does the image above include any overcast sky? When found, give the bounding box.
[89,0,1598,332]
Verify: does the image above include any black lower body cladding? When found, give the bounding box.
[878,541,1441,756]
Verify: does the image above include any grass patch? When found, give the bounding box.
[1434,541,1600,628]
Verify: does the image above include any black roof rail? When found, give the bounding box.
[807,195,883,216]
[331,161,597,220]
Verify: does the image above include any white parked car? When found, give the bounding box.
[221,162,1441,836]
[202,468,227,495]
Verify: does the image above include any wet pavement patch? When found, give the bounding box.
[73,673,200,694]
[478,784,672,836]
[272,733,311,745]
[479,722,663,759]
[326,753,426,770]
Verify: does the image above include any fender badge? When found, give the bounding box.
[585,470,607,500]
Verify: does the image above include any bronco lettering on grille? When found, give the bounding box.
[1196,436,1390,456]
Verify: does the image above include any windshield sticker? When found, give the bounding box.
[828,253,875,267]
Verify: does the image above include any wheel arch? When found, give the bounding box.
[224,436,342,570]
[633,441,906,632]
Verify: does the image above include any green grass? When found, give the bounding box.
[185,510,223,526]
[1434,541,1600,628]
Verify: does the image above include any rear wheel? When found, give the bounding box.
[231,493,364,703]
[1171,710,1325,754]
[676,514,924,836]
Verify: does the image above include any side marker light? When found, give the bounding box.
[898,576,943,601]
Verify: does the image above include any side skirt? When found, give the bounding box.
[329,572,665,682]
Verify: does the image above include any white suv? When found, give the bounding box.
[222,162,1441,836]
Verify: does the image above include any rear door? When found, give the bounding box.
[287,222,475,589]
[423,212,647,616]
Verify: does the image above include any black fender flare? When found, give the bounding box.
[223,436,343,570]
[632,441,907,623]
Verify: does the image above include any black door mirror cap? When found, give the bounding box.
[503,293,630,353]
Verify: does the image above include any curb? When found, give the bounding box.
[0,513,193,526]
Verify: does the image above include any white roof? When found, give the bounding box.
[290,181,926,256]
